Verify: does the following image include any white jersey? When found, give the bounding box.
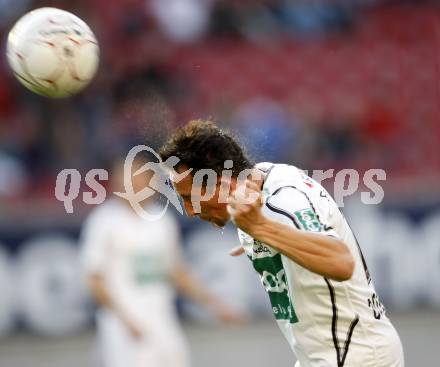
[238,163,404,367]
[80,199,190,367]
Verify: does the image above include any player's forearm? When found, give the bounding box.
[87,276,114,308]
[87,275,126,317]
[170,265,219,310]
[87,275,143,338]
[250,219,354,281]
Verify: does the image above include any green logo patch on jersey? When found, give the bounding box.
[252,253,298,324]
[294,208,322,232]
[131,254,165,285]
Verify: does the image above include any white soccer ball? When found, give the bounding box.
[6,7,99,98]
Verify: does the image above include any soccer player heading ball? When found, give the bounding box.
[160,120,404,367]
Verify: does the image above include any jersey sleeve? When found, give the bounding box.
[79,209,111,275]
[264,186,340,238]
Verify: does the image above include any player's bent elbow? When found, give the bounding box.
[332,254,355,282]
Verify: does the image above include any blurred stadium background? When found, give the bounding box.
[1,0,440,366]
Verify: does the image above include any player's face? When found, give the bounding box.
[112,158,154,203]
[172,166,230,227]
[131,160,154,194]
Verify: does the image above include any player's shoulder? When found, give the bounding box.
[83,198,121,226]
[157,205,179,227]
[257,162,313,195]
[259,163,341,236]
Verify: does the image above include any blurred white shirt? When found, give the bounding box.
[80,198,181,327]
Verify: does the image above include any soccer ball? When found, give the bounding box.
[6,7,99,98]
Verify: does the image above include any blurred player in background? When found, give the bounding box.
[80,155,241,367]
[159,120,404,367]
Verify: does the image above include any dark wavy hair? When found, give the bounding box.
[159,120,253,176]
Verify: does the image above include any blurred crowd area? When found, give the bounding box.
[0,0,440,203]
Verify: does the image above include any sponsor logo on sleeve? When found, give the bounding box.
[293,208,322,232]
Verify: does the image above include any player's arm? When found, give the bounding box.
[250,221,353,281]
[228,181,354,282]
[86,273,143,339]
[169,262,243,324]
[80,213,142,339]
